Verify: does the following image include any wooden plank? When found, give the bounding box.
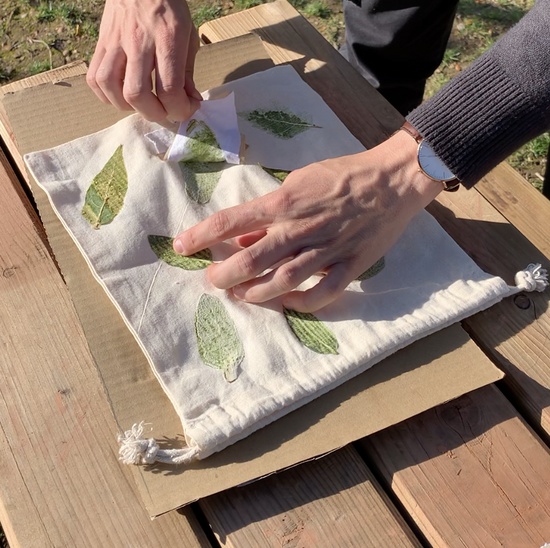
[476,162,550,259]
[199,0,403,149]
[427,187,550,440]
[200,445,422,548]
[0,148,210,547]
[358,384,550,548]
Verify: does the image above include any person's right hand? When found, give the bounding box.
[87,0,202,122]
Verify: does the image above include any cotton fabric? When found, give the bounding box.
[25,66,519,462]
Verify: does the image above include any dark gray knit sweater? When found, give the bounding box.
[407,0,550,188]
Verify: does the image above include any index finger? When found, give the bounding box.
[174,198,274,256]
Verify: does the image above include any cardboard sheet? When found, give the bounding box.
[2,34,503,516]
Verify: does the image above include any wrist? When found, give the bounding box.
[377,129,445,209]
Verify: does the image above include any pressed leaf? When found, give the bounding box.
[195,294,244,382]
[148,235,212,270]
[356,257,385,281]
[82,145,128,229]
[179,161,226,204]
[241,108,320,140]
[185,119,225,162]
[261,165,291,183]
[284,308,338,355]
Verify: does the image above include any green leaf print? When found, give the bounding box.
[82,145,128,229]
[241,108,320,140]
[195,294,244,383]
[356,257,385,281]
[179,161,226,204]
[283,308,338,355]
[148,235,212,270]
[261,165,291,183]
[185,119,225,162]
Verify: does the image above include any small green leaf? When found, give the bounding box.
[261,165,291,183]
[241,108,320,140]
[82,145,128,229]
[284,308,338,355]
[185,119,225,162]
[148,235,212,270]
[179,161,226,204]
[195,294,244,382]
[356,257,385,281]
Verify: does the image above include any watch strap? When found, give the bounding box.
[400,121,460,192]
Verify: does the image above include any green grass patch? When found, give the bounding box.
[191,5,222,27]
[234,0,265,10]
[29,59,51,75]
[508,133,549,191]
[36,2,85,25]
[302,1,332,18]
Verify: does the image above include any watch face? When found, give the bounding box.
[418,140,456,182]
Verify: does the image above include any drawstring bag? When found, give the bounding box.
[24,66,547,466]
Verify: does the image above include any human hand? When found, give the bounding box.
[173,130,443,312]
[87,0,202,122]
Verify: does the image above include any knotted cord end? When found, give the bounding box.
[514,263,548,293]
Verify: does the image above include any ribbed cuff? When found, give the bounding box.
[407,55,543,188]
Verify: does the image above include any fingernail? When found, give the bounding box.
[232,286,246,301]
[173,238,185,254]
[190,88,203,101]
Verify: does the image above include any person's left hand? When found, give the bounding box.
[173,130,443,312]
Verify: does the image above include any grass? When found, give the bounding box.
[508,133,550,191]
[29,58,51,74]
[191,4,222,27]
[302,1,332,18]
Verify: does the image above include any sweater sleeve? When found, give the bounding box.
[406,0,550,188]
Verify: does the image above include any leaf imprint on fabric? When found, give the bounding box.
[195,294,244,383]
[148,235,213,270]
[356,256,385,281]
[241,108,321,140]
[283,308,339,355]
[179,161,226,204]
[186,119,225,162]
[261,165,291,183]
[82,145,128,229]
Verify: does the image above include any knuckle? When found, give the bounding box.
[122,85,144,104]
[85,71,96,87]
[180,230,197,252]
[95,69,111,87]
[157,84,182,101]
[235,250,258,278]
[322,277,345,301]
[210,210,232,239]
[276,264,300,291]
[272,189,292,215]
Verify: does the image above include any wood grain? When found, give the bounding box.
[428,187,550,441]
[201,445,421,548]
[476,161,550,259]
[199,0,403,148]
[359,384,550,548]
[0,148,209,547]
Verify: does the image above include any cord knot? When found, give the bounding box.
[515,263,548,293]
[118,422,159,465]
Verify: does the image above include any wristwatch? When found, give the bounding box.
[401,121,461,192]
